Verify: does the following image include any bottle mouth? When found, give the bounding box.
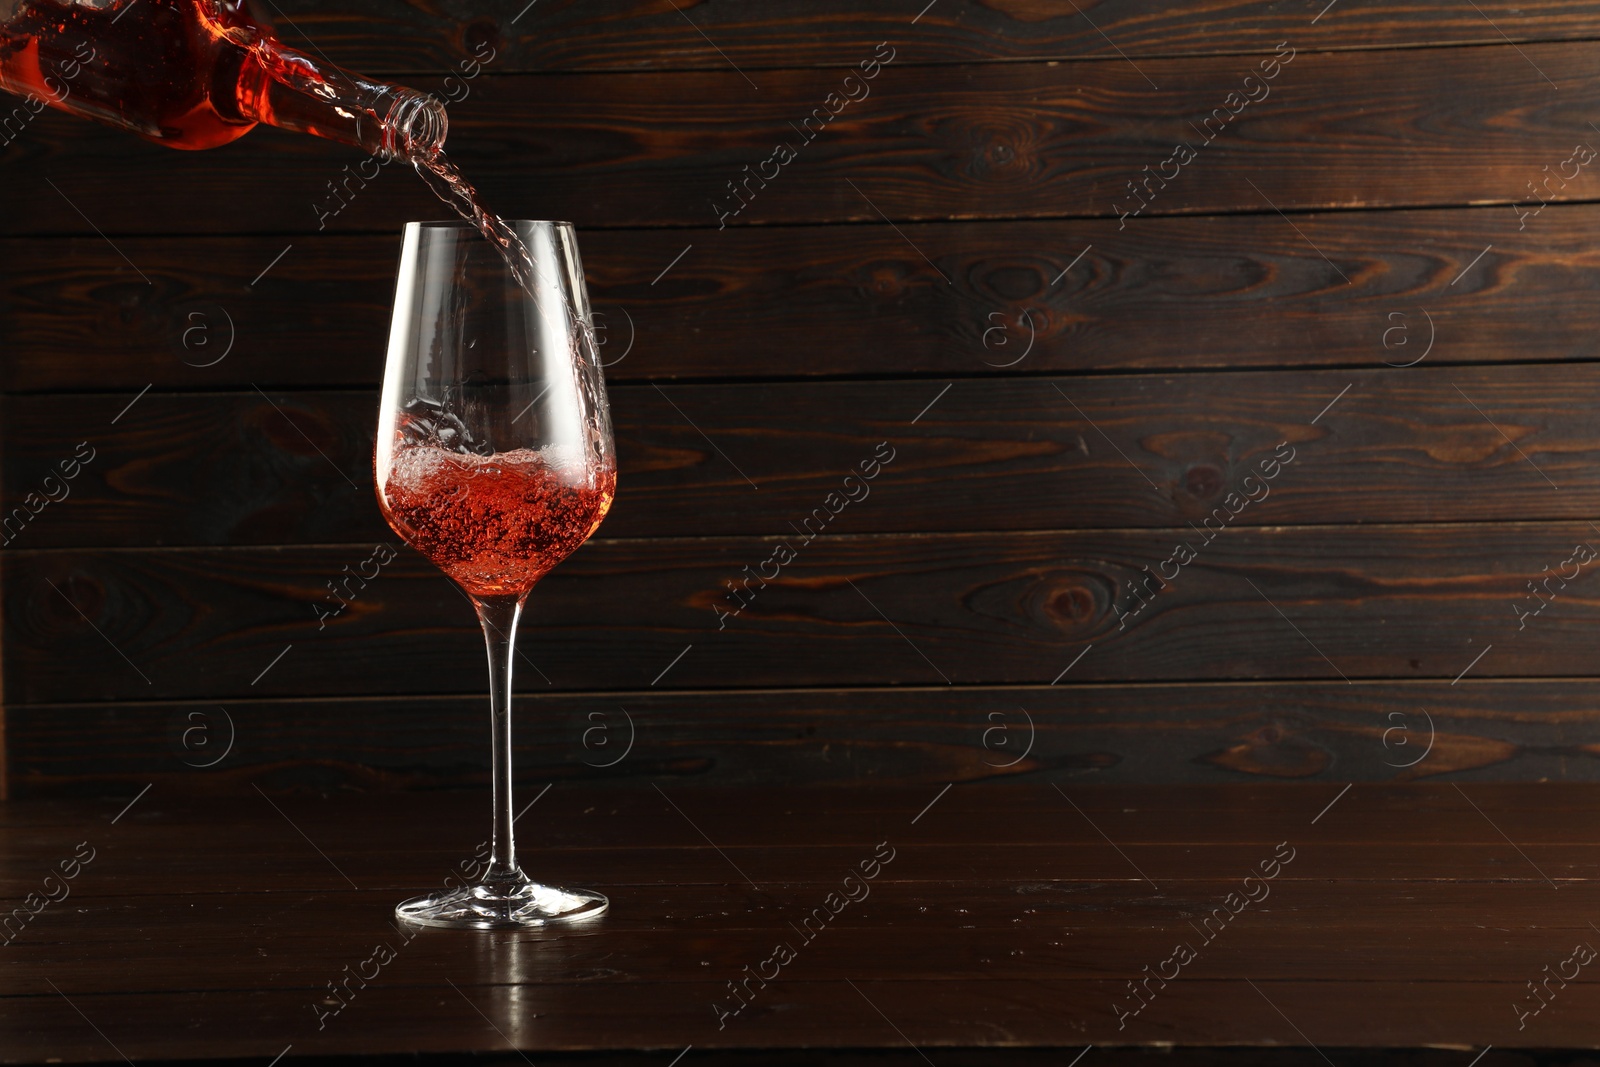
[382,91,449,162]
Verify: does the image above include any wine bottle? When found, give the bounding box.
[0,0,444,158]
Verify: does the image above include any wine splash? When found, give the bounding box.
[377,438,615,598]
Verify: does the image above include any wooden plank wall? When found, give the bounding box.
[5,0,1600,795]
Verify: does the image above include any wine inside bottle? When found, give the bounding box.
[0,0,548,318]
[0,0,444,156]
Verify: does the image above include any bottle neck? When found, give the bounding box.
[234,41,446,160]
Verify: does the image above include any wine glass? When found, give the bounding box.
[376,220,615,928]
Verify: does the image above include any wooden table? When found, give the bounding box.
[4,781,1599,1064]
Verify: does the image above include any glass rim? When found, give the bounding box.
[404,219,575,229]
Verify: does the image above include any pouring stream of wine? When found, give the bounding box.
[412,149,606,370]
[412,151,539,294]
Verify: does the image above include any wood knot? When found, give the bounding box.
[1182,464,1224,500]
[465,19,502,57]
[250,402,340,460]
[857,261,915,301]
[1201,721,1331,779]
[1046,583,1098,625]
[38,571,106,628]
[949,113,1045,186]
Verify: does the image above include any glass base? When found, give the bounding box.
[395,880,609,929]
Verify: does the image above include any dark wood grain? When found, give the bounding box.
[19,823,1595,895]
[14,777,1600,834]
[8,880,1599,931]
[5,523,1600,703]
[2,783,1600,1060]
[14,363,1600,546]
[12,676,1600,794]
[0,840,1270,893]
[10,882,1600,993]
[10,778,1600,826]
[1,793,1593,889]
[7,979,1600,1060]
[7,203,1597,392]
[8,42,1600,235]
[258,0,1600,73]
[8,831,1590,887]
[7,0,1600,826]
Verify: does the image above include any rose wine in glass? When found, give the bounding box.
[377,220,615,928]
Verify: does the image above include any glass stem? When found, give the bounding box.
[474,594,526,888]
